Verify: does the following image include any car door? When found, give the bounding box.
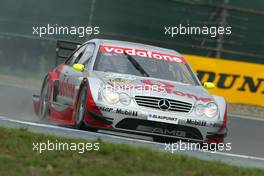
[57,45,87,106]
[58,43,96,106]
[66,43,96,103]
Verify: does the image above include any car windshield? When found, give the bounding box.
[93,45,199,85]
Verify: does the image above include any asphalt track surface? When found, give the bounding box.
[0,83,263,161]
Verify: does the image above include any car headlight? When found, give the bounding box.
[101,88,119,104]
[195,103,218,118]
[119,93,131,105]
[204,102,218,118]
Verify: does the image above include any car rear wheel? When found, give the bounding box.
[39,77,50,120]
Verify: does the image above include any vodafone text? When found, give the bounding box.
[99,45,184,63]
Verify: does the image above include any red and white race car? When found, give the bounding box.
[33,38,227,144]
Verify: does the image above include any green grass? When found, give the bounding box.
[0,127,263,176]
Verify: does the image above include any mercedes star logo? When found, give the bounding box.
[158,99,170,111]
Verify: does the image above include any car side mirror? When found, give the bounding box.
[203,82,215,89]
[73,64,85,72]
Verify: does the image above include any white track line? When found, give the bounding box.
[1,115,264,163]
[0,116,160,145]
[229,113,264,122]
[213,151,264,161]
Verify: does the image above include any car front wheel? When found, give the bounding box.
[75,85,87,129]
[74,84,98,132]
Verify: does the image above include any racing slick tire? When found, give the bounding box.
[74,83,98,132]
[39,77,50,120]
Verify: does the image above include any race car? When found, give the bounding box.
[33,38,227,144]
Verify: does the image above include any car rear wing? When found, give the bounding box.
[56,40,81,65]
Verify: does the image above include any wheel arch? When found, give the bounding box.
[72,78,89,116]
[213,95,227,121]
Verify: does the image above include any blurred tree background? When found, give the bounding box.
[0,0,263,77]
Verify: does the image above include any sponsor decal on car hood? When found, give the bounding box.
[94,71,213,103]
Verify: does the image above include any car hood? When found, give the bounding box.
[92,71,214,104]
